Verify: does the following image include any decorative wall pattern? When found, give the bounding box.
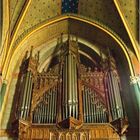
[78,0,133,47]
[15,0,61,41]
[118,0,139,40]
[62,0,79,13]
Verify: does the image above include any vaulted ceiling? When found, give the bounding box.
[7,0,139,43]
[0,0,139,78]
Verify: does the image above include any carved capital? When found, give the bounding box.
[110,118,129,135]
[57,117,82,129]
[130,75,140,84]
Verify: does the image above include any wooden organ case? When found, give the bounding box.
[15,36,128,140]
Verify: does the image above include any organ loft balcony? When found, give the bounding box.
[11,35,128,140]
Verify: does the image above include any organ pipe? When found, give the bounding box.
[18,35,125,135]
[82,85,108,123]
[32,86,57,123]
[56,80,62,123]
[20,72,29,119]
[20,71,33,120]
[105,69,124,120]
[82,89,86,122]
[62,41,79,120]
[26,74,33,119]
[78,79,83,122]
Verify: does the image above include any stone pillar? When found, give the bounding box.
[126,75,140,140]
[130,75,140,108]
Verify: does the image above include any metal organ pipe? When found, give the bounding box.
[20,71,33,120]
[52,86,56,123]
[54,86,57,123]
[106,70,124,120]
[20,73,29,119]
[111,71,123,118]
[62,57,66,120]
[32,86,58,124]
[57,78,62,122]
[26,72,33,120]
[62,49,78,119]
[51,88,54,123]
[82,88,86,122]
[85,87,88,122]
[24,72,30,119]
[109,72,118,119]
[87,87,91,122]
[84,86,87,122]
[62,57,65,119]
[48,89,51,123]
[96,101,99,123]
[65,56,68,119]
[90,91,94,123]
[68,53,72,110]
[41,98,44,123]
[114,75,123,118]
[44,93,47,123]
[26,39,125,127]
[89,88,92,123]
[75,60,78,119]
[93,93,96,123]
[86,87,89,122]
[71,55,75,118]
[82,85,108,123]
[107,73,117,119]
[51,87,54,123]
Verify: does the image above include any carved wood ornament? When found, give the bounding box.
[15,35,128,140]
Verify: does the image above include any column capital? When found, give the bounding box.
[130,75,140,84]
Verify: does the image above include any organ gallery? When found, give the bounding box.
[12,35,128,139]
[0,1,139,140]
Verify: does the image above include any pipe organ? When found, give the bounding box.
[32,86,58,123]
[19,53,35,121]
[60,39,79,120]
[82,85,108,123]
[105,69,124,120]
[15,35,128,140]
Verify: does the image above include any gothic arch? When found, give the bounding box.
[3,14,135,81]
[1,14,138,140]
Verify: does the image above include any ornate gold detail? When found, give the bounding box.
[31,65,59,112]
[15,36,127,140]
[111,118,129,135]
[31,81,58,112]
[80,65,106,104]
[18,120,120,140]
[57,117,82,129]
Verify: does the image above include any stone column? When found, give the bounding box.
[130,75,140,108]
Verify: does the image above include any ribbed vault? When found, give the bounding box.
[3,15,135,82]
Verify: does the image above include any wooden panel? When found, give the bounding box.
[19,121,120,140]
